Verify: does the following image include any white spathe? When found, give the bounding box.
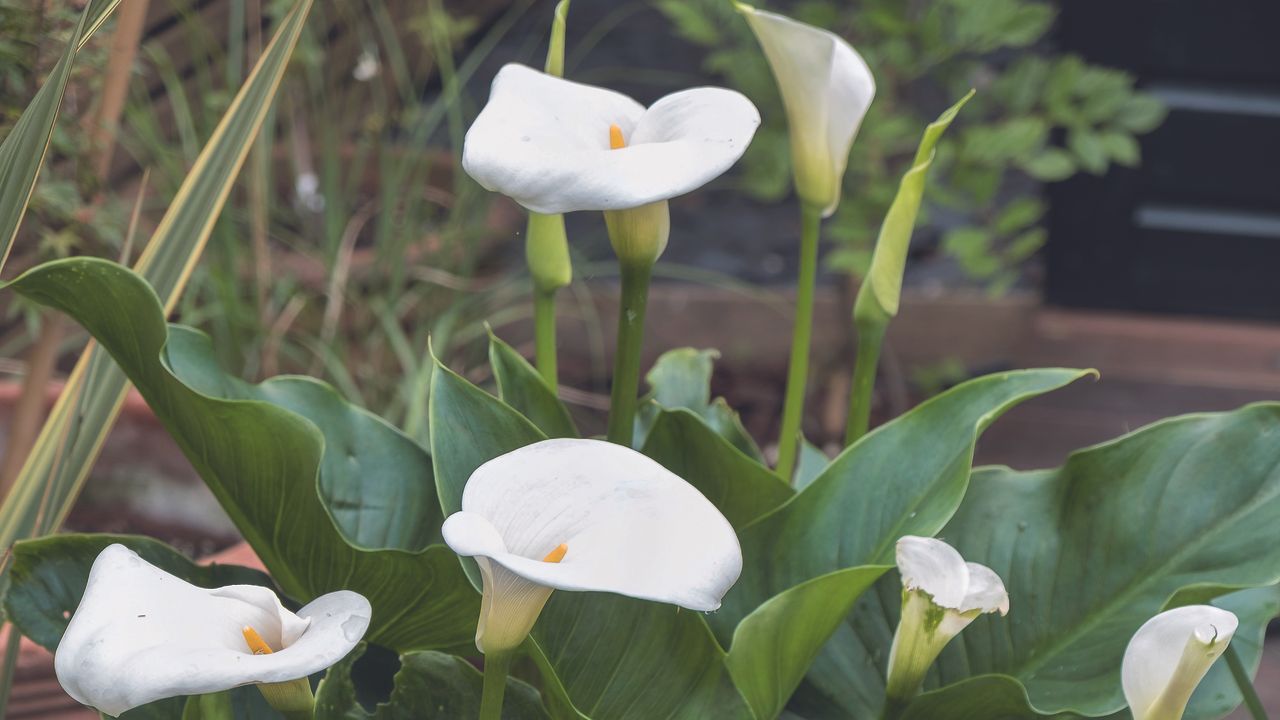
[442,438,743,653]
[885,536,1009,703]
[1123,605,1239,720]
[462,63,760,214]
[737,3,875,217]
[54,544,370,717]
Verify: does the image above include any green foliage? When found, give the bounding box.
[657,0,1168,292]
[6,257,478,653]
[314,644,548,719]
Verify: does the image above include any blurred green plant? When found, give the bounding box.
[655,0,1167,293]
[115,0,534,435]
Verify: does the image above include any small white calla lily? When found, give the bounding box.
[736,3,875,216]
[462,63,760,215]
[442,438,743,653]
[884,536,1009,708]
[54,544,370,717]
[1122,605,1239,720]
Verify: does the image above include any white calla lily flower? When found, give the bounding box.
[442,438,743,653]
[1122,605,1238,720]
[884,536,1009,708]
[736,3,875,216]
[462,63,760,215]
[54,544,370,717]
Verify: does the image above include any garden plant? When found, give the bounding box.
[0,2,1275,720]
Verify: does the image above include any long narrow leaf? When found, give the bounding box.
[0,0,122,272]
[0,0,314,559]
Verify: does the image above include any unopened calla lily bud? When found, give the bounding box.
[1123,605,1238,720]
[735,3,875,216]
[884,536,1009,712]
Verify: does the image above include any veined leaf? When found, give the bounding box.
[830,406,1280,718]
[717,370,1090,716]
[0,0,313,573]
[488,330,578,439]
[0,0,121,269]
[634,348,762,461]
[7,258,477,651]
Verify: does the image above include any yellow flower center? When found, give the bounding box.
[609,124,626,150]
[542,543,569,563]
[242,625,275,655]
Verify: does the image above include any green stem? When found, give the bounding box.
[480,651,514,720]
[1225,645,1269,720]
[605,261,653,446]
[845,318,886,446]
[775,204,823,481]
[533,287,559,392]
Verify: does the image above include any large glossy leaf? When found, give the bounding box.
[429,362,750,719]
[0,0,314,575]
[725,565,888,720]
[3,533,282,719]
[633,348,762,461]
[0,0,120,267]
[831,405,1280,717]
[488,331,578,439]
[713,369,1090,637]
[314,644,548,719]
[8,258,477,652]
[640,408,792,529]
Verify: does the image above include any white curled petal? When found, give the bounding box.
[1122,605,1238,720]
[453,439,743,611]
[53,545,369,717]
[739,5,874,215]
[442,511,509,558]
[958,562,1009,616]
[895,536,969,610]
[462,64,758,213]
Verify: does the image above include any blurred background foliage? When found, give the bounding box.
[655,0,1167,293]
[0,0,1168,430]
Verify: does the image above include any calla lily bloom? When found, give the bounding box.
[736,3,875,217]
[462,63,760,215]
[441,438,743,654]
[55,544,370,717]
[884,536,1009,711]
[1122,605,1239,720]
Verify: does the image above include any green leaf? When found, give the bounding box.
[7,258,477,652]
[794,438,829,490]
[855,404,1280,717]
[1098,130,1141,167]
[0,0,120,270]
[314,644,548,719]
[1020,149,1076,182]
[181,690,281,720]
[640,408,792,529]
[5,533,273,652]
[1116,94,1168,134]
[1068,128,1109,174]
[0,0,314,581]
[488,331,578,439]
[716,369,1091,716]
[726,566,889,720]
[428,362,749,719]
[634,348,762,462]
[855,91,973,324]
